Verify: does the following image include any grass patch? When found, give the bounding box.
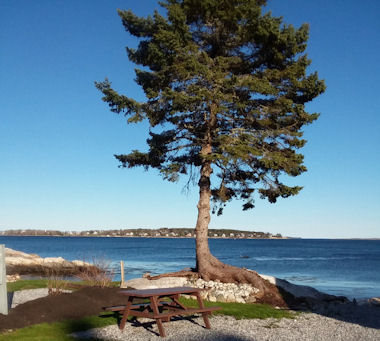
[179,297,296,319]
[7,279,121,292]
[0,313,117,341]
[7,279,49,292]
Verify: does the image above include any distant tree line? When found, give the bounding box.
[0,228,284,239]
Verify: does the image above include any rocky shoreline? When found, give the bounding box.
[4,247,94,278]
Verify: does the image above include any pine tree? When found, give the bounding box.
[96,0,325,304]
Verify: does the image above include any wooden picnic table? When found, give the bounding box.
[105,286,221,337]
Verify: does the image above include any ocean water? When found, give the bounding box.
[1,236,379,300]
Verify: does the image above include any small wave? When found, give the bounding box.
[284,276,318,283]
[254,256,355,261]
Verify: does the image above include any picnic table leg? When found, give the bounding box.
[151,295,166,337]
[172,294,187,309]
[119,296,133,331]
[195,292,211,329]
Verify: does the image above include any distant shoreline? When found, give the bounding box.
[0,234,289,240]
[2,235,380,240]
[0,228,286,240]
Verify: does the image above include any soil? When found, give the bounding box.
[0,287,126,333]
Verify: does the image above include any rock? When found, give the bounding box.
[259,273,330,300]
[72,260,89,267]
[6,274,20,282]
[4,247,93,276]
[369,297,380,306]
[216,294,225,302]
[122,272,349,306]
[235,297,246,303]
[208,296,217,302]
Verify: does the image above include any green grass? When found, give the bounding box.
[0,313,117,341]
[7,279,121,292]
[179,297,296,319]
[7,279,49,292]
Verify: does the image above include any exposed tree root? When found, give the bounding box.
[146,254,287,307]
[197,254,287,307]
[147,270,198,280]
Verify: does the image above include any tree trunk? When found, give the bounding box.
[194,128,286,305]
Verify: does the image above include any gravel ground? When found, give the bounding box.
[8,288,50,308]
[71,313,380,341]
[8,288,72,308]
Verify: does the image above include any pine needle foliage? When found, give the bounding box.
[96,0,325,214]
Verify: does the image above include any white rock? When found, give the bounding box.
[259,273,328,299]
[121,276,188,289]
[236,297,246,303]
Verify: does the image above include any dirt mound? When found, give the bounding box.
[0,287,125,332]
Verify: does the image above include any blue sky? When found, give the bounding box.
[0,0,379,238]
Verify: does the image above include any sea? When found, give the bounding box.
[1,236,379,300]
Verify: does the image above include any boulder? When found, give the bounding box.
[4,247,93,276]
[369,297,380,306]
[259,274,330,299]
[121,276,188,289]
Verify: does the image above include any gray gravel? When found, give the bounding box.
[8,288,72,308]
[71,312,380,341]
[8,288,50,308]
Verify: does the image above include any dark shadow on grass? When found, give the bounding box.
[57,313,119,340]
[104,312,216,337]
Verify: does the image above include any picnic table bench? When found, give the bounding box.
[104,286,221,337]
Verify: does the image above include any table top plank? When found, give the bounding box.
[120,286,203,297]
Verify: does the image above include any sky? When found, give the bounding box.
[0,0,379,238]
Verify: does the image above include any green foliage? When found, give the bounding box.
[96,0,325,213]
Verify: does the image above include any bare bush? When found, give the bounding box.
[44,267,69,295]
[75,257,114,288]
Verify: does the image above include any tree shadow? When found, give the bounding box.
[58,313,119,340]
[70,314,253,340]
[112,314,207,337]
